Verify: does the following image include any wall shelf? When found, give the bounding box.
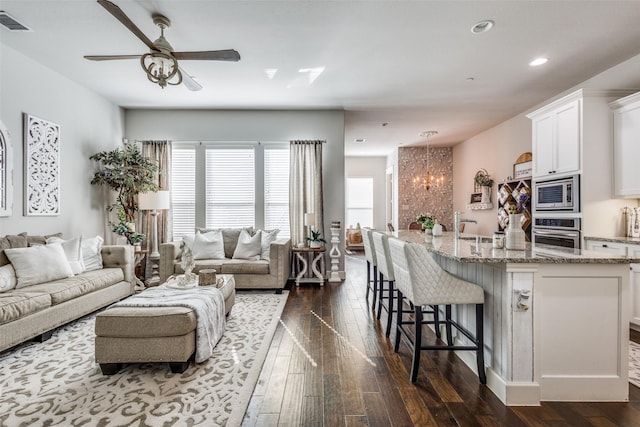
[466,202,493,210]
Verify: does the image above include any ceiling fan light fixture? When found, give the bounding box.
[140,51,182,88]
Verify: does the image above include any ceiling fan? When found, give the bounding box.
[84,0,240,91]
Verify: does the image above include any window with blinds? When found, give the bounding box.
[170,146,196,238]
[171,142,290,237]
[346,177,374,228]
[264,147,290,238]
[206,147,255,228]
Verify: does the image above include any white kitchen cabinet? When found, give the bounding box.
[528,95,581,178]
[585,238,640,328]
[585,240,627,256]
[610,92,640,198]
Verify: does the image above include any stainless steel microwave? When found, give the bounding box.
[533,175,580,213]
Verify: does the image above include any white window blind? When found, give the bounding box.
[347,177,374,228]
[170,146,196,238]
[206,148,255,228]
[264,147,290,238]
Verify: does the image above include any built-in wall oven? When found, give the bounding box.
[531,217,581,249]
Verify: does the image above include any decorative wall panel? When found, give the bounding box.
[23,114,60,216]
[398,146,453,230]
[0,120,13,217]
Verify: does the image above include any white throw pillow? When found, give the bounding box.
[233,230,262,261]
[47,236,85,274]
[5,243,74,288]
[190,230,226,260]
[82,235,104,272]
[260,229,280,261]
[0,264,17,292]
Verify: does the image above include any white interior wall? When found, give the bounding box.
[0,44,124,239]
[125,109,346,269]
[345,156,387,231]
[452,116,532,236]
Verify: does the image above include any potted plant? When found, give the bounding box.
[474,170,494,203]
[416,213,435,234]
[305,229,326,248]
[90,142,158,244]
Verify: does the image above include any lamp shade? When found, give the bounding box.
[304,212,316,227]
[138,190,170,211]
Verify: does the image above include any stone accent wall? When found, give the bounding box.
[398,146,453,230]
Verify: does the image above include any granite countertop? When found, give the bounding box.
[394,230,640,264]
[584,236,640,246]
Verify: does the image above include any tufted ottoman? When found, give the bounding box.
[95,274,236,374]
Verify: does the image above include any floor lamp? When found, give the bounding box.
[138,190,170,286]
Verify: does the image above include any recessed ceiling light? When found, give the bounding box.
[381,122,389,127]
[466,77,475,82]
[354,138,366,144]
[529,57,549,67]
[471,20,494,34]
[264,68,278,79]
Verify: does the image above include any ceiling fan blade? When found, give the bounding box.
[173,50,241,62]
[179,67,203,91]
[97,0,157,52]
[84,54,141,61]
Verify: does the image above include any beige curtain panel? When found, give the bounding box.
[290,140,324,247]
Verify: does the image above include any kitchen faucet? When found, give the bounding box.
[454,211,477,239]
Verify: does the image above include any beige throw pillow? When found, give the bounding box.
[233,230,262,261]
[0,264,17,292]
[5,243,74,288]
[82,236,104,272]
[186,230,226,260]
[260,229,280,261]
[47,236,85,274]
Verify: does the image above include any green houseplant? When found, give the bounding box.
[90,142,158,244]
[305,229,326,248]
[416,213,435,230]
[474,170,494,188]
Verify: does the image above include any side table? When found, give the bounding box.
[133,249,148,292]
[292,246,326,286]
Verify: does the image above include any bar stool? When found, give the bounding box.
[371,231,396,336]
[361,228,378,312]
[388,238,486,384]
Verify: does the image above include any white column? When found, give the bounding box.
[329,226,342,282]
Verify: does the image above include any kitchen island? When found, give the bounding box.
[395,230,639,405]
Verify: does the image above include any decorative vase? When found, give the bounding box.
[505,214,526,250]
[424,227,433,236]
[432,220,443,236]
[310,240,323,249]
[481,186,491,204]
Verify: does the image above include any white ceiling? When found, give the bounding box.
[2,1,640,156]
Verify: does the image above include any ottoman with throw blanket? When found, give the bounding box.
[95,275,235,374]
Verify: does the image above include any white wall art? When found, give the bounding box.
[24,113,60,216]
[0,119,14,217]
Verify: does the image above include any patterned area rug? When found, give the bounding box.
[0,291,288,427]
[630,341,640,388]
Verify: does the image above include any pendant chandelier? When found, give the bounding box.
[413,131,444,190]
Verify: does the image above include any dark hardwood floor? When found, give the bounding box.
[244,252,640,426]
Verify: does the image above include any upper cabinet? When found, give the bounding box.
[610,91,640,198]
[527,93,581,178]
